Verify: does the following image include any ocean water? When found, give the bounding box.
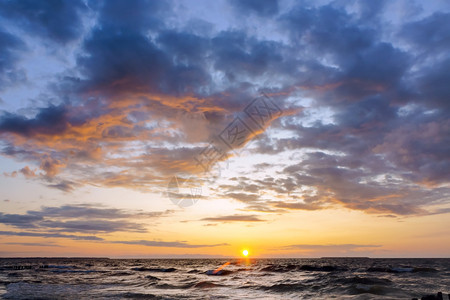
[0,258,449,299]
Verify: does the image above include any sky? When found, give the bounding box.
[0,0,449,258]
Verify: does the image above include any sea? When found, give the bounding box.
[0,258,448,299]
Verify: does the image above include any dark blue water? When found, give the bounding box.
[0,258,449,299]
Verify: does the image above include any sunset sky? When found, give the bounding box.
[0,0,449,258]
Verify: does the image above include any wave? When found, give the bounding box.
[109,271,135,276]
[260,264,297,272]
[41,265,74,269]
[154,283,195,289]
[350,283,394,295]
[260,282,306,292]
[367,266,438,273]
[145,275,161,281]
[131,267,176,272]
[338,276,392,285]
[205,269,233,276]
[193,281,223,288]
[298,265,348,272]
[260,264,348,273]
[122,292,162,299]
[0,265,34,270]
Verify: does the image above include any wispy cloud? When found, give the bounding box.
[5,242,63,247]
[281,244,382,251]
[111,240,229,248]
[0,204,171,234]
[0,230,103,241]
[201,214,264,222]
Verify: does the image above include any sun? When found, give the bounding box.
[242,249,249,257]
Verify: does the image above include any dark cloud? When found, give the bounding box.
[40,219,147,233]
[281,4,375,53]
[0,204,170,234]
[0,213,43,229]
[29,204,167,219]
[157,31,209,66]
[229,0,279,17]
[46,180,76,192]
[400,12,450,54]
[0,30,26,89]
[77,28,170,94]
[0,105,69,137]
[355,0,387,22]
[211,31,283,81]
[415,58,450,111]
[0,0,87,43]
[90,0,169,32]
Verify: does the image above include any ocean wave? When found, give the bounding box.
[193,281,223,288]
[260,282,306,292]
[298,265,348,272]
[338,276,392,285]
[0,266,34,270]
[259,264,348,273]
[154,283,195,289]
[367,266,438,273]
[42,265,74,269]
[131,267,176,272]
[205,269,233,276]
[109,271,135,276]
[122,292,161,299]
[350,283,394,295]
[145,275,161,281]
[260,264,297,272]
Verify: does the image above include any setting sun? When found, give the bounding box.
[242,249,249,257]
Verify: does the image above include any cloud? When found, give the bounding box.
[273,201,323,211]
[46,180,76,192]
[111,240,229,248]
[0,204,170,234]
[201,214,264,222]
[281,244,382,251]
[228,0,279,17]
[0,105,69,137]
[0,30,26,89]
[92,0,169,32]
[0,0,87,43]
[0,213,43,229]
[400,12,450,54]
[0,0,448,218]
[5,242,63,247]
[19,166,37,178]
[0,230,103,241]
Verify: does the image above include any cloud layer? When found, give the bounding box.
[0,0,449,218]
[0,204,226,248]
